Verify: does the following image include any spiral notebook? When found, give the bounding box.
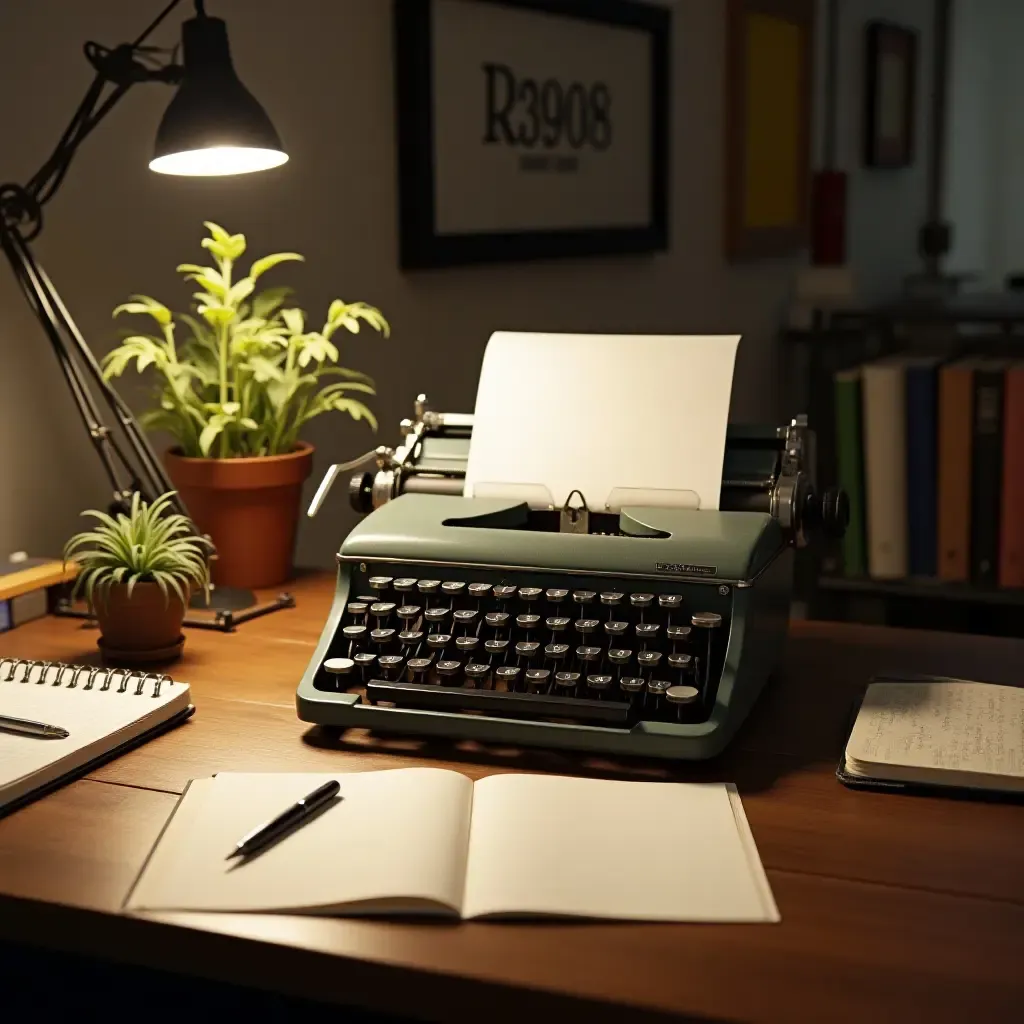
[0,658,194,815]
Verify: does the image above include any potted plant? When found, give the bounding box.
[63,491,211,664]
[102,222,389,589]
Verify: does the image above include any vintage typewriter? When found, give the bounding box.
[297,390,847,760]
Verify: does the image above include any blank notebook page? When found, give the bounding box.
[0,661,191,810]
[462,774,778,922]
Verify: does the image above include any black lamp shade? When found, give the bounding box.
[150,15,287,175]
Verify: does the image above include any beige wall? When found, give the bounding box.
[0,0,807,568]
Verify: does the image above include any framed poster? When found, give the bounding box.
[724,0,814,262]
[394,0,670,269]
[863,21,917,169]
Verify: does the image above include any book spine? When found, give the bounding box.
[970,367,1005,585]
[998,367,1024,587]
[905,364,939,576]
[937,365,974,581]
[833,375,866,576]
[861,363,908,578]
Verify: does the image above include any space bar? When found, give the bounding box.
[365,680,630,726]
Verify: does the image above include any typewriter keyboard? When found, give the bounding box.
[315,575,731,728]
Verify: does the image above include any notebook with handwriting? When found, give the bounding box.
[839,678,1024,795]
[126,769,778,922]
[0,658,193,814]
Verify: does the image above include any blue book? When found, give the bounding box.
[905,358,942,576]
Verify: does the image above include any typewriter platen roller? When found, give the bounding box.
[297,395,847,761]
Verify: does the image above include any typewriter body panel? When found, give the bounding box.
[295,395,847,761]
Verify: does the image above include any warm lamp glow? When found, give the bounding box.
[149,146,288,176]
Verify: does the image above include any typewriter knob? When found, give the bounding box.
[348,472,374,513]
[802,486,849,541]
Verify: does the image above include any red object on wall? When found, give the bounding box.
[810,170,847,265]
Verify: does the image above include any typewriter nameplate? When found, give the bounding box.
[656,562,717,576]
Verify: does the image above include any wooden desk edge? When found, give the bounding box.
[0,894,684,1024]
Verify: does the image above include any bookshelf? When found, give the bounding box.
[784,295,1024,639]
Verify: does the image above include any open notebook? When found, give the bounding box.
[127,769,778,922]
[840,678,1024,795]
[0,658,193,813]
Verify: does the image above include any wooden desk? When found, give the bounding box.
[1,574,1021,1023]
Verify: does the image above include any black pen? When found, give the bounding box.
[227,779,342,860]
[0,714,69,739]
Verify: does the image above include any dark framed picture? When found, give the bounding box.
[724,0,815,262]
[863,21,917,169]
[394,0,670,269]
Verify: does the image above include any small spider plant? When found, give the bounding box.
[63,492,210,608]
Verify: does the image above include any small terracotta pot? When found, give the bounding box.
[165,442,314,590]
[94,582,187,663]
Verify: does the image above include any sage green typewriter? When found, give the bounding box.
[297,394,847,760]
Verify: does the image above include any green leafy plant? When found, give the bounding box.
[102,222,389,458]
[63,492,211,608]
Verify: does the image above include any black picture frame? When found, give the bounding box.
[863,21,917,169]
[394,0,671,269]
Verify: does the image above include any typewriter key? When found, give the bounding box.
[545,616,570,634]
[646,677,671,713]
[436,660,463,685]
[668,652,693,684]
[495,665,521,691]
[485,611,510,631]
[456,636,480,655]
[519,587,542,602]
[493,585,517,602]
[635,622,661,646]
[469,583,492,605]
[600,591,624,608]
[658,594,683,610]
[407,656,433,683]
[464,662,491,688]
[353,652,377,681]
[619,676,645,704]
[574,618,600,635]
[378,654,405,681]
[691,612,723,694]
[587,674,612,698]
[426,633,452,654]
[665,684,700,720]
[342,624,367,643]
[442,581,466,597]
[516,613,541,633]
[545,588,569,605]
[417,579,441,595]
[370,601,396,621]
[323,657,354,689]
[368,576,393,592]
[484,638,509,658]
[637,650,663,673]
[399,631,424,654]
[515,641,541,661]
[370,628,396,650]
[553,671,580,694]
[424,606,451,631]
[453,608,480,630]
[607,648,632,664]
[526,668,551,694]
[667,625,692,647]
[346,601,369,623]
[393,577,418,593]
[544,642,570,662]
[572,590,596,607]
[630,593,654,620]
[576,645,601,664]
[604,620,628,638]
[396,604,422,623]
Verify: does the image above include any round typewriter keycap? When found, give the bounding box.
[323,657,355,675]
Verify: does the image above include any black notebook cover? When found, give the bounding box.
[970,361,1007,585]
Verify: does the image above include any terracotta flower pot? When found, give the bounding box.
[165,442,314,590]
[94,582,187,664]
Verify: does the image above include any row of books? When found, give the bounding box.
[833,355,1024,587]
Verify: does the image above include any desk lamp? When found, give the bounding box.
[0,0,287,613]
[0,0,286,522]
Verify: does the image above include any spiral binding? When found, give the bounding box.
[0,658,174,697]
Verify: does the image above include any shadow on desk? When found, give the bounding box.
[0,940,405,1023]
